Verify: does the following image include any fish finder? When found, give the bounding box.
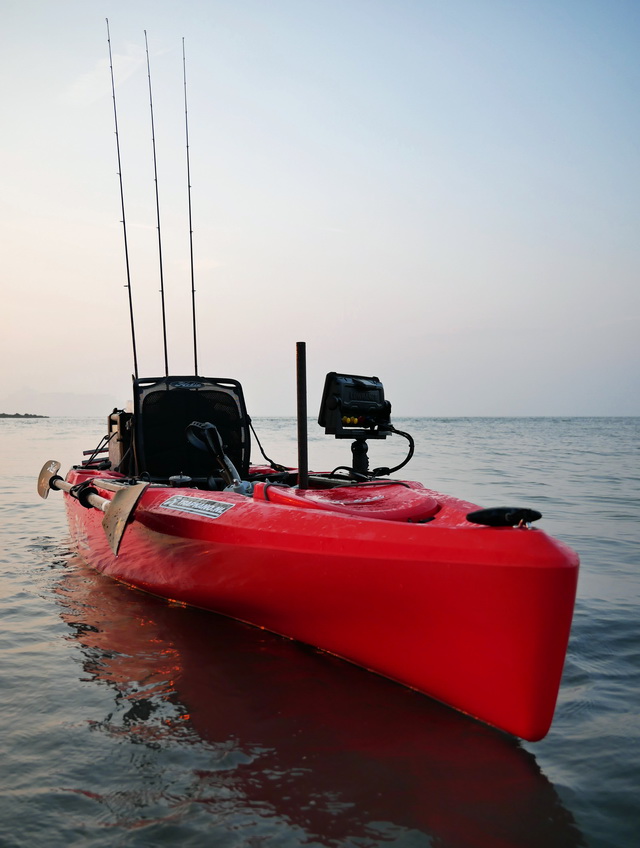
[318,372,391,440]
[318,372,403,478]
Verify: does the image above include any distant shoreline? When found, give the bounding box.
[0,412,49,419]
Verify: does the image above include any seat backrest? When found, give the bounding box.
[132,376,250,479]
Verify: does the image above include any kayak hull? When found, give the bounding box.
[64,467,579,741]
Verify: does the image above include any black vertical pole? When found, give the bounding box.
[296,342,309,489]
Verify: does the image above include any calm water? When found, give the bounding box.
[1,416,638,847]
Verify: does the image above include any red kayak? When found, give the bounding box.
[40,48,579,743]
[38,371,579,741]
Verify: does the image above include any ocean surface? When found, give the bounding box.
[0,416,638,847]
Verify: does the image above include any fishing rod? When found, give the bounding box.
[144,30,170,377]
[182,38,198,376]
[183,37,199,375]
[106,18,139,379]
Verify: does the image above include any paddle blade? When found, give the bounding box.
[37,461,61,499]
[102,482,149,556]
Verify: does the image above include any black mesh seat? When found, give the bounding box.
[132,376,250,480]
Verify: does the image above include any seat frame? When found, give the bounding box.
[131,375,251,481]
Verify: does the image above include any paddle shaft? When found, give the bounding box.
[38,460,149,555]
[50,476,111,514]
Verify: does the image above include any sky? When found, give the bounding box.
[1,0,639,416]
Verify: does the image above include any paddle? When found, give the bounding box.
[37,461,148,555]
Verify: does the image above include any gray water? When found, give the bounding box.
[1,416,638,847]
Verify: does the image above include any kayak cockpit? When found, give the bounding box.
[101,371,413,492]
[72,370,539,529]
[73,371,438,522]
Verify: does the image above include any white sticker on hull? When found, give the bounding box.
[160,494,235,519]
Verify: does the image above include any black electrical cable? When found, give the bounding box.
[249,419,287,472]
[371,425,415,477]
